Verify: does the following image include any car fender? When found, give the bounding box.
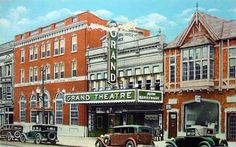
[96,137,108,147]
[21,133,29,141]
[126,137,137,147]
[198,141,212,147]
[165,140,178,147]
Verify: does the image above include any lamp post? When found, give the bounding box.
[41,66,46,124]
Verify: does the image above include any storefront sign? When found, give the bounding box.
[65,90,136,103]
[137,90,163,103]
[107,20,118,84]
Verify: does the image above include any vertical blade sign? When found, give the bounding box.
[107,21,118,84]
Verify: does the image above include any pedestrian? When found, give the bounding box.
[155,126,161,141]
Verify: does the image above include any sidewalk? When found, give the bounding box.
[58,136,236,147]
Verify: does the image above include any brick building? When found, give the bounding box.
[164,10,236,141]
[13,12,108,136]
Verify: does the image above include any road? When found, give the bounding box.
[0,140,68,147]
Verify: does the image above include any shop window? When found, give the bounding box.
[97,116,103,129]
[55,93,63,124]
[30,95,37,123]
[19,96,26,122]
[155,80,160,90]
[70,104,78,125]
[137,81,142,89]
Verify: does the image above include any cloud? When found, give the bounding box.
[0,18,10,28]
[114,15,129,23]
[8,6,28,20]
[177,8,194,18]
[92,9,113,18]
[207,8,218,12]
[231,8,236,13]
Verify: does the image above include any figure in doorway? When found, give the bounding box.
[155,126,162,141]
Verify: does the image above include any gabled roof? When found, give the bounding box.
[166,11,236,49]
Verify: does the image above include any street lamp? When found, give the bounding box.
[41,66,46,124]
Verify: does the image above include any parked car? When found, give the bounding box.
[0,124,23,141]
[165,125,228,147]
[95,125,155,147]
[20,124,58,145]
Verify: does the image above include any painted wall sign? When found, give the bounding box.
[107,20,118,84]
[65,90,136,103]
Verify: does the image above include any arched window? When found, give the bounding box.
[19,96,26,122]
[30,95,37,123]
[70,104,78,125]
[55,93,63,124]
[43,93,49,108]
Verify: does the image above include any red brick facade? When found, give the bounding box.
[14,12,108,126]
[164,11,236,140]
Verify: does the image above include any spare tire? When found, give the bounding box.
[14,131,21,139]
[47,132,56,141]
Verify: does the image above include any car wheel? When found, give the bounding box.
[165,143,175,147]
[47,132,56,141]
[20,134,26,143]
[7,132,12,141]
[126,140,135,147]
[220,139,228,146]
[199,144,210,147]
[95,140,104,147]
[14,131,21,139]
[103,137,110,145]
[34,133,41,144]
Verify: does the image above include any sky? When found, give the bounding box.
[0,0,236,44]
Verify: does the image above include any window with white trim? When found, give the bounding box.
[29,47,33,61]
[30,95,37,123]
[127,69,132,76]
[170,56,176,82]
[135,68,141,75]
[60,62,65,78]
[29,67,33,82]
[34,67,38,81]
[41,43,46,59]
[34,46,38,59]
[20,96,26,122]
[54,40,59,56]
[71,35,77,52]
[71,60,77,77]
[153,65,159,73]
[46,42,51,57]
[144,67,149,74]
[20,48,25,63]
[182,45,214,81]
[54,63,59,79]
[20,69,24,83]
[46,65,50,80]
[55,93,63,124]
[229,47,236,78]
[70,104,78,125]
[60,38,65,55]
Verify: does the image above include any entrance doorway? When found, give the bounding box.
[168,112,177,138]
[227,113,236,141]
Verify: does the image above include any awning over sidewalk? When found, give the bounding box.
[64,89,163,104]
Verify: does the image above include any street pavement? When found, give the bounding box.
[1,136,236,147]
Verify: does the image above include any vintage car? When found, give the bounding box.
[165,126,228,147]
[20,124,58,144]
[0,124,23,141]
[95,125,155,147]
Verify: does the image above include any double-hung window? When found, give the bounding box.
[229,47,236,78]
[170,56,176,82]
[60,39,65,55]
[71,60,77,77]
[54,40,59,56]
[20,48,25,63]
[54,63,59,79]
[72,35,77,52]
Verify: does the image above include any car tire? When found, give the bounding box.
[126,140,136,147]
[47,132,56,141]
[103,136,110,145]
[95,140,104,147]
[199,143,210,147]
[7,132,12,141]
[165,143,175,147]
[14,131,21,139]
[34,133,41,144]
[20,134,26,143]
[220,139,228,146]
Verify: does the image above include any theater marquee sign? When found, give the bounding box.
[64,89,163,104]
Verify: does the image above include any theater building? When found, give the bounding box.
[13,12,108,136]
[0,41,14,125]
[84,33,165,136]
[164,10,236,141]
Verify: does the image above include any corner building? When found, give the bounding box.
[164,11,236,141]
[14,12,107,136]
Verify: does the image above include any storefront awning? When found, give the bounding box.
[64,89,163,104]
